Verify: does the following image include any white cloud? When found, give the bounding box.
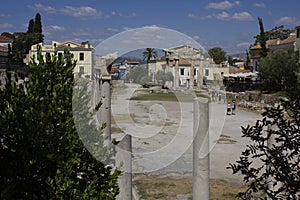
[60,6,107,19]
[0,14,11,18]
[215,12,231,20]
[47,25,65,31]
[254,2,265,7]
[275,16,299,26]
[111,11,136,17]
[187,13,204,20]
[189,11,254,21]
[206,1,235,10]
[193,35,201,41]
[236,42,251,48]
[30,3,56,13]
[72,28,120,38]
[232,12,254,21]
[0,23,14,29]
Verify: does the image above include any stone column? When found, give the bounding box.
[193,98,210,200]
[197,58,203,88]
[116,134,132,200]
[99,76,111,140]
[174,58,179,89]
[190,59,195,89]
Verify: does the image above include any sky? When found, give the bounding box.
[1,0,299,55]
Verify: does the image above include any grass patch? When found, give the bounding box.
[272,91,288,98]
[134,175,263,200]
[130,91,209,102]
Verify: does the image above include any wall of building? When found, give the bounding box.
[26,42,94,78]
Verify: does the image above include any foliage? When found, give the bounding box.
[142,48,158,63]
[245,49,250,70]
[155,70,173,85]
[257,17,268,58]
[1,32,14,40]
[142,48,158,74]
[126,66,151,85]
[228,97,300,199]
[0,48,120,199]
[258,49,300,93]
[208,47,226,64]
[1,13,43,63]
[227,55,233,65]
[254,25,290,42]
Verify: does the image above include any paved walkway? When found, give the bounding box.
[111,83,262,184]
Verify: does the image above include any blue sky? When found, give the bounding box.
[0,0,299,54]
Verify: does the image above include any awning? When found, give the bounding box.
[222,72,258,78]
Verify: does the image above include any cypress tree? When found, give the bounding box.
[27,19,35,33]
[33,13,42,34]
[33,13,43,43]
[258,17,268,58]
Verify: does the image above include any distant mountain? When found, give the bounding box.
[120,48,165,60]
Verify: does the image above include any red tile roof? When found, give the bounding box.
[0,35,13,43]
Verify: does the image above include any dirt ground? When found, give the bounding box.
[111,84,264,199]
[133,174,257,200]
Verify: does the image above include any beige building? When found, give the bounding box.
[0,35,13,68]
[25,41,94,78]
[150,53,229,88]
[164,45,202,88]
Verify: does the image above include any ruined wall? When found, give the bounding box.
[227,91,284,112]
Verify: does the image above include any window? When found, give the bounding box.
[79,66,84,74]
[205,69,209,76]
[194,69,196,76]
[58,52,62,60]
[79,52,84,61]
[180,68,185,75]
[297,29,300,38]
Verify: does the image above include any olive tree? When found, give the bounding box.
[228,97,300,199]
[0,48,120,199]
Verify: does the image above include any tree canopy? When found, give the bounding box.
[0,48,120,199]
[1,13,44,63]
[254,25,290,42]
[155,70,173,85]
[142,48,157,63]
[258,49,300,93]
[208,47,226,64]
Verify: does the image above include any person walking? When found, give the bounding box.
[231,99,236,115]
[227,102,231,115]
[218,93,222,103]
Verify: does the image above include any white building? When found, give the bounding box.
[150,50,229,87]
[25,41,94,78]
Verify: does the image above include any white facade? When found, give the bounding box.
[151,56,229,87]
[26,41,94,78]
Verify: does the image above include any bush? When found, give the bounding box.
[228,97,300,199]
